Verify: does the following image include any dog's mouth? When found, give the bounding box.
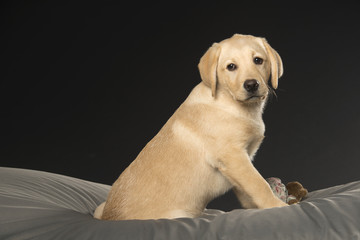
[245,95,265,101]
[236,95,265,104]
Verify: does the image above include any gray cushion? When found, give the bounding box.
[0,167,359,239]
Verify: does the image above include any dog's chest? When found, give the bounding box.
[239,118,265,159]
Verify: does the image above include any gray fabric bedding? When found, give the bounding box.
[0,167,359,240]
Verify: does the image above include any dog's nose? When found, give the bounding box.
[243,79,259,93]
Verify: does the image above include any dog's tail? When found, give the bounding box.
[93,202,106,219]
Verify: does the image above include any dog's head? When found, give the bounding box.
[198,34,283,103]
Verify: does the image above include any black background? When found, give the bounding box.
[2,2,360,211]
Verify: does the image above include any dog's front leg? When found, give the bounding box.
[218,150,287,209]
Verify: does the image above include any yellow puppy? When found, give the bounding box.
[95,34,286,220]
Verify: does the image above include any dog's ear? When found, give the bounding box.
[262,39,283,89]
[198,43,221,97]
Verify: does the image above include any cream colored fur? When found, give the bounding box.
[94,34,287,220]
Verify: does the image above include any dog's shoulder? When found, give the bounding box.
[169,83,264,147]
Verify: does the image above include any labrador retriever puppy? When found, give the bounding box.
[94,34,287,220]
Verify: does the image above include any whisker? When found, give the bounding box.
[267,86,278,102]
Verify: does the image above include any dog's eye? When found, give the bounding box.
[226,63,237,71]
[254,57,263,65]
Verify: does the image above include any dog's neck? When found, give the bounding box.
[188,83,266,120]
[218,89,266,121]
